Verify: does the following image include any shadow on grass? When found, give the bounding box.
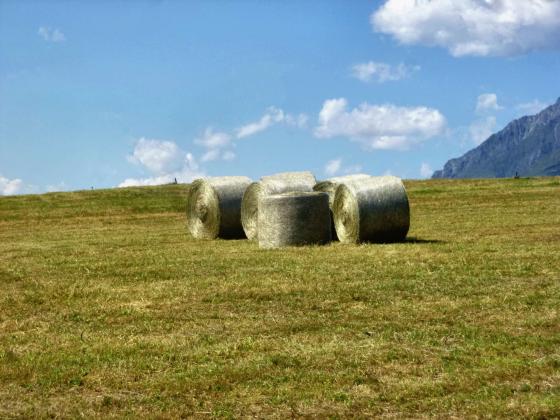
[404,236,445,244]
[358,236,445,245]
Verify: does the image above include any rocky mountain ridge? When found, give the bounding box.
[433,98,560,178]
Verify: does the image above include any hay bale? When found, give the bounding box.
[314,174,371,207]
[258,191,331,249]
[313,174,371,240]
[260,171,317,191]
[241,171,316,240]
[186,176,252,239]
[333,176,410,243]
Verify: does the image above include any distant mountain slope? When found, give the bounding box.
[433,98,560,178]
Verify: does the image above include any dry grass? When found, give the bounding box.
[1,177,559,418]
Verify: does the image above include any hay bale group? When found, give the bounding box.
[186,171,410,249]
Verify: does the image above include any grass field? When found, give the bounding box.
[1,177,559,418]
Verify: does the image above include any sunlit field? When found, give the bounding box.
[1,177,559,417]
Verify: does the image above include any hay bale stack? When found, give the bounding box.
[313,174,371,240]
[241,171,316,240]
[258,191,331,249]
[186,176,252,239]
[333,176,410,243]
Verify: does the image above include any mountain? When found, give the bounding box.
[432,98,560,179]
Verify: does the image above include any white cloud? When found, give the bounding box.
[476,93,502,113]
[236,107,285,139]
[193,106,307,164]
[192,106,308,163]
[0,175,23,196]
[420,162,433,178]
[351,61,419,83]
[371,0,560,57]
[127,138,184,174]
[46,182,69,193]
[195,127,232,149]
[118,176,173,188]
[200,149,221,163]
[516,99,551,115]
[118,166,201,187]
[285,113,309,128]
[222,150,236,161]
[38,26,66,43]
[195,128,235,162]
[324,159,342,176]
[314,98,446,151]
[324,158,363,177]
[236,107,308,139]
[200,149,236,163]
[470,116,496,145]
[119,140,203,187]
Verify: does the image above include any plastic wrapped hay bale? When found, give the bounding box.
[241,171,316,240]
[186,176,252,239]
[313,174,371,240]
[258,191,331,249]
[333,176,410,243]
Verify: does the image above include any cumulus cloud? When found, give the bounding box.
[38,26,66,43]
[119,139,203,187]
[324,159,342,176]
[470,116,496,145]
[285,113,309,128]
[192,107,307,164]
[371,0,560,57]
[195,127,231,149]
[236,107,308,139]
[200,148,236,163]
[420,162,434,178]
[46,182,69,193]
[314,98,446,151]
[127,138,184,174]
[324,158,363,176]
[351,61,419,83]
[476,93,503,113]
[221,150,236,161]
[0,175,23,196]
[516,99,551,115]
[118,166,200,187]
[199,149,220,163]
[236,107,285,139]
[194,128,234,162]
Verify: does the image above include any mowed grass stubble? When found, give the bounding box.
[1,178,559,417]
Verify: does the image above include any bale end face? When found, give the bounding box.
[241,182,263,241]
[186,179,220,239]
[314,174,370,241]
[186,176,251,240]
[332,184,360,243]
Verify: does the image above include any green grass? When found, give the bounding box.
[1,177,559,418]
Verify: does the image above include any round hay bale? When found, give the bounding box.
[186,176,252,239]
[313,174,371,240]
[240,182,264,241]
[260,171,317,191]
[241,171,316,240]
[333,176,410,243]
[258,191,331,249]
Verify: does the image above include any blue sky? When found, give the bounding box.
[1,0,559,194]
